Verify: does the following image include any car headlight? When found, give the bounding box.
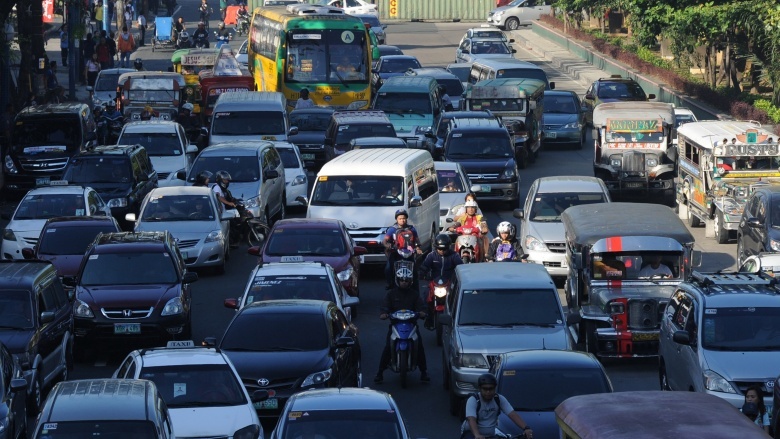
[301,368,332,387]
[453,353,488,368]
[74,299,94,318]
[337,267,353,282]
[524,235,547,252]
[703,369,737,393]
[244,197,259,209]
[205,229,223,243]
[646,158,658,167]
[610,158,621,167]
[233,424,261,439]
[415,126,432,135]
[501,165,516,180]
[771,239,780,252]
[291,175,306,186]
[494,11,504,19]
[4,155,17,174]
[346,100,368,110]
[2,229,16,241]
[161,296,184,316]
[434,286,448,297]
[561,121,581,129]
[108,198,128,208]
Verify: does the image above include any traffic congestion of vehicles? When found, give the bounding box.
[3,3,780,438]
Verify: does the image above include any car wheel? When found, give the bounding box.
[277,196,286,222]
[27,367,42,415]
[214,259,226,275]
[577,132,585,150]
[736,240,744,267]
[686,199,700,227]
[505,17,520,30]
[659,361,671,390]
[354,360,362,387]
[715,211,729,244]
[61,339,73,381]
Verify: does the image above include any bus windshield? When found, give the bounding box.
[285,29,368,84]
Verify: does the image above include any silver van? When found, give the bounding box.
[208,91,298,146]
[467,58,554,89]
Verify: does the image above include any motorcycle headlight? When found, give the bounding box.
[2,229,16,241]
[161,296,184,316]
[233,424,261,439]
[434,286,448,297]
[346,101,368,111]
[646,158,658,167]
[415,126,432,135]
[453,353,488,368]
[561,121,581,129]
[771,239,780,252]
[291,175,306,186]
[703,369,737,393]
[74,299,94,318]
[610,158,621,167]
[107,198,128,208]
[524,235,547,252]
[301,368,332,387]
[205,229,223,243]
[501,165,516,180]
[337,267,353,282]
[4,155,17,174]
[244,197,259,209]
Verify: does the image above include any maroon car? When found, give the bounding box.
[22,216,122,278]
[249,218,366,304]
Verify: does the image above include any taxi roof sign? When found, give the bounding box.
[166,340,195,348]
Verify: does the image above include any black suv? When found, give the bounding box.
[0,342,27,439]
[582,75,656,125]
[61,144,158,228]
[68,231,197,358]
[288,107,335,171]
[737,185,780,266]
[424,110,498,159]
[324,111,397,156]
[0,260,74,414]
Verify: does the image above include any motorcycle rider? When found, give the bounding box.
[374,264,429,384]
[177,102,201,141]
[215,22,231,42]
[192,22,210,48]
[383,209,423,290]
[193,170,212,187]
[100,100,124,143]
[213,170,237,209]
[461,374,534,439]
[134,58,144,71]
[449,199,488,258]
[420,234,462,329]
[486,221,524,262]
[235,4,249,33]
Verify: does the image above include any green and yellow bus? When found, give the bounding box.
[248,4,375,110]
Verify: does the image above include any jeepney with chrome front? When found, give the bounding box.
[677,121,780,244]
[462,78,545,169]
[171,48,220,114]
[592,102,676,205]
[562,202,699,358]
[117,71,186,122]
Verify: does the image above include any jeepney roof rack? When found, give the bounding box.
[287,4,344,14]
[691,270,780,292]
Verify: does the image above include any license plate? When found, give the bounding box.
[546,132,557,138]
[281,255,304,262]
[561,259,567,268]
[632,332,659,341]
[302,154,315,160]
[114,323,141,334]
[625,182,644,188]
[481,185,491,193]
[36,177,50,186]
[359,255,365,264]
[254,398,278,410]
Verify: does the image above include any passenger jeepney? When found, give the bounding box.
[171,48,220,114]
[556,391,768,439]
[592,102,676,205]
[561,202,698,358]
[198,45,253,124]
[677,120,780,244]
[462,77,545,168]
[117,71,186,122]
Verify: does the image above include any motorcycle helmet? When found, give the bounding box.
[218,21,225,29]
[464,200,478,209]
[179,31,190,41]
[477,373,497,388]
[194,170,213,186]
[394,209,408,219]
[215,170,232,189]
[394,264,414,287]
[198,21,205,27]
[134,58,143,70]
[496,221,516,240]
[182,102,194,112]
[434,233,451,251]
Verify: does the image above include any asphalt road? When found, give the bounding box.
[8,6,742,439]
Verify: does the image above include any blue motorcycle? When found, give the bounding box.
[388,309,420,388]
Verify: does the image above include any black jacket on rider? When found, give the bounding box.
[420,249,463,282]
[377,285,427,376]
[486,237,523,262]
[192,28,209,42]
[216,28,231,39]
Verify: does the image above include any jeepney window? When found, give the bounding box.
[591,252,682,280]
[731,156,780,171]
[469,99,523,112]
[684,141,699,165]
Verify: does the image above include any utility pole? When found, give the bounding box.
[104,0,109,33]
[67,0,78,100]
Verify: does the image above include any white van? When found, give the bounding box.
[307,148,439,264]
[208,91,298,146]
[117,120,198,186]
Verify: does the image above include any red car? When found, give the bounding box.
[249,218,366,304]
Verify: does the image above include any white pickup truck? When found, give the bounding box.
[487,0,552,31]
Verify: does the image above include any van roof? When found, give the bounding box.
[470,77,546,94]
[318,148,433,176]
[214,91,286,108]
[592,102,675,126]
[406,68,460,81]
[199,140,274,156]
[332,110,391,123]
[42,379,157,422]
[450,117,503,130]
[122,120,181,133]
[456,263,554,289]
[378,76,437,92]
[471,58,543,70]
[676,121,775,149]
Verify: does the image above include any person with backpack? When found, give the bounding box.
[117,25,135,68]
[461,374,534,439]
[486,221,525,262]
[383,209,423,290]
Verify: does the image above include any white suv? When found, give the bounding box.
[117,121,198,186]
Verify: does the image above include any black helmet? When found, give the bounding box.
[215,170,231,189]
[195,170,213,186]
[477,373,497,388]
[395,209,408,219]
[435,234,451,251]
[134,58,143,70]
[394,262,414,288]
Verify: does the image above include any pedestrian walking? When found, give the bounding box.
[95,2,104,31]
[59,24,68,67]
[220,0,228,21]
[96,37,111,69]
[107,31,117,68]
[117,25,136,68]
[85,53,101,87]
[137,13,146,46]
[80,33,95,85]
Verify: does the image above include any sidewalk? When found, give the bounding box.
[44,34,92,104]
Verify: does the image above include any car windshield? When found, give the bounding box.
[703,307,780,351]
[361,16,381,27]
[334,124,396,146]
[12,117,81,153]
[457,289,562,326]
[284,29,368,84]
[447,65,470,82]
[63,157,132,184]
[14,194,87,220]
[211,111,285,136]
[188,155,259,183]
[675,114,696,128]
[379,58,421,73]
[118,132,182,156]
[38,225,118,255]
[529,192,607,222]
[499,368,610,411]
[439,78,464,97]
[266,228,346,256]
[374,92,431,114]
[378,46,403,56]
[221,312,329,351]
[80,252,178,285]
[311,176,405,206]
[290,112,331,132]
[471,41,510,55]
[140,364,247,407]
[36,421,158,439]
[278,148,300,168]
[281,410,404,439]
[437,170,466,193]
[543,95,578,113]
[597,81,647,100]
[245,275,336,303]
[469,98,523,112]
[495,68,548,87]
[141,194,216,222]
[95,73,124,92]
[590,252,683,280]
[446,132,513,159]
[0,290,34,329]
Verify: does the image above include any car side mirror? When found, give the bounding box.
[200,127,209,137]
[513,208,524,219]
[202,336,217,347]
[86,86,94,92]
[251,390,269,403]
[509,38,515,43]
[40,311,55,325]
[336,336,356,348]
[354,245,367,256]
[343,296,359,307]
[461,49,470,54]
[648,93,656,100]
[125,213,137,222]
[511,48,517,53]
[176,170,187,180]
[10,378,27,393]
[183,271,199,284]
[747,217,762,228]
[691,249,702,267]
[672,329,691,345]
[264,169,279,180]
[548,81,555,90]
[288,126,299,136]
[584,93,593,100]
[221,209,239,220]
[566,312,581,325]
[409,196,422,207]
[224,298,239,309]
[324,137,333,146]
[382,24,387,29]
[186,144,198,154]
[295,195,308,205]
[21,248,35,259]
[62,276,77,287]
[439,314,452,326]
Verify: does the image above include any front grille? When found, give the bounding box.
[627,299,664,330]
[176,239,199,249]
[467,173,499,181]
[544,125,560,130]
[622,151,645,173]
[19,157,69,172]
[734,380,774,397]
[22,236,39,246]
[101,307,154,319]
[243,376,298,392]
[543,261,561,268]
[546,242,566,253]
[297,144,324,151]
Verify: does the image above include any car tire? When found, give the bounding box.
[686,201,700,227]
[442,355,450,391]
[715,211,729,244]
[27,367,42,415]
[736,240,745,267]
[659,360,671,390]
[277,196,286,223]
[61,339,73,381]
[505,17,520,30]
[214,259,226,275]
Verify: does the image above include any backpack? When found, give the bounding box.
[394,228,416,252]
[460,393,501,434]
[495,241,516,261]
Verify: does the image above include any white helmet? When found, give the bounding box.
[182,103,194,111]
[464,200,478,208]
[496,221,516,239]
